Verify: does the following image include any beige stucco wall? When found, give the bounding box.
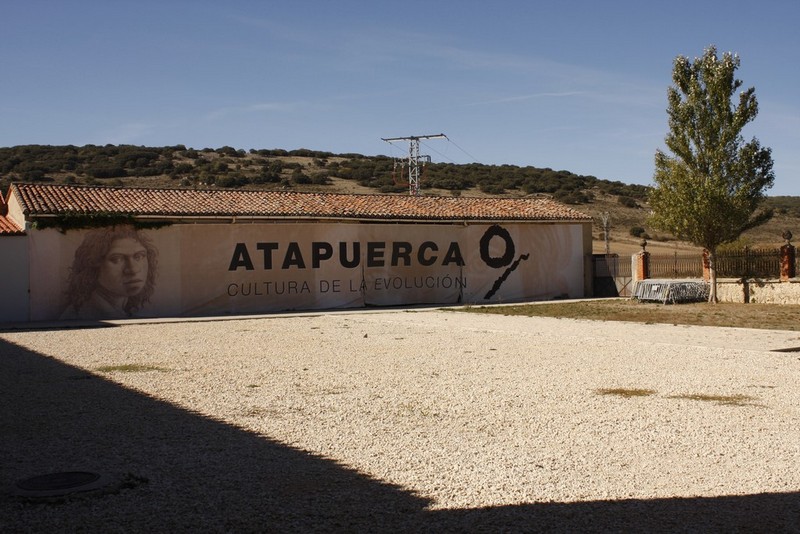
[582,222,594,297]
[26,221,591,321]
[0,235,29,322]
[5,192,27,231]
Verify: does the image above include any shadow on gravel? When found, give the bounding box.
[2,338,799,532]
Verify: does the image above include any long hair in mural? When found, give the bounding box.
[60,225,159,319]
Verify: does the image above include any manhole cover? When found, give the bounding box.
[13,471,111,498]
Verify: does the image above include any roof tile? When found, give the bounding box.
[11,183,592,222]
[0,196,24,235]
[0,215,24,235]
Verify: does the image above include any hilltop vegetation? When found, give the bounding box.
[0,144,650,200]
[1,144,797,251]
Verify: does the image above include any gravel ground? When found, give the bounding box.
[2,309,800,532]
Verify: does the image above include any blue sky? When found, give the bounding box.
[2,0,798,195]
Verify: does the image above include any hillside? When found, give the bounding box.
[1,144,798,255]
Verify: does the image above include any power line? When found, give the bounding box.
[419,136,480,165]
[419,140,456,164]
[380,133,482,195]
[445,137,480,163]
[381,134,447,196]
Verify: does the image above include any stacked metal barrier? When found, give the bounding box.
[633,279,709,304]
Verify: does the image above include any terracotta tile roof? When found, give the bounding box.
[0,215,24,235]
[0,196,24,235]
[11,183,592,223]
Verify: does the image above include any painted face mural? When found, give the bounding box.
[97,238,149,299]
[57,226,159,320]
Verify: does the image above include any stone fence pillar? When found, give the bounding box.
[633,239,650,282]
[780,230,795,281]
[780,245,796,280]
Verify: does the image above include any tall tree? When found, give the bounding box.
[648,46,774,302]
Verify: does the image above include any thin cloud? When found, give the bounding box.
[204,102,298,121]
[248,102,298,112]
[468,91,586,106]
[334,30,664,111]
[225,14,310,44]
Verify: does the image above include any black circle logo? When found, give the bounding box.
[480,225,515,268]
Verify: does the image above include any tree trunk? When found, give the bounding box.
[708,247,718,303]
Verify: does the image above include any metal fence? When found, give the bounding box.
[648,253,703,279]
[593,254,632,278]
[646,247,785,280]
[592,254,633,297]
[714,247,781,278]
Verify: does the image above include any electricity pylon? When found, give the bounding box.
[381,133,447,195]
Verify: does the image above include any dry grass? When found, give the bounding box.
[594,388,760,407]
[465,300,800,331]
[584,191,798,254]
[95,364,167,373]
[595,388,657,398]
[666,393,760,406]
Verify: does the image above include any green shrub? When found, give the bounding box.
[479,182,505,195]
[215,175,237,188]
[292,169,312,184]
[311,173,330,185]
[630,226,647,238]
[554,189,590,204]
[88,165,126,178]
